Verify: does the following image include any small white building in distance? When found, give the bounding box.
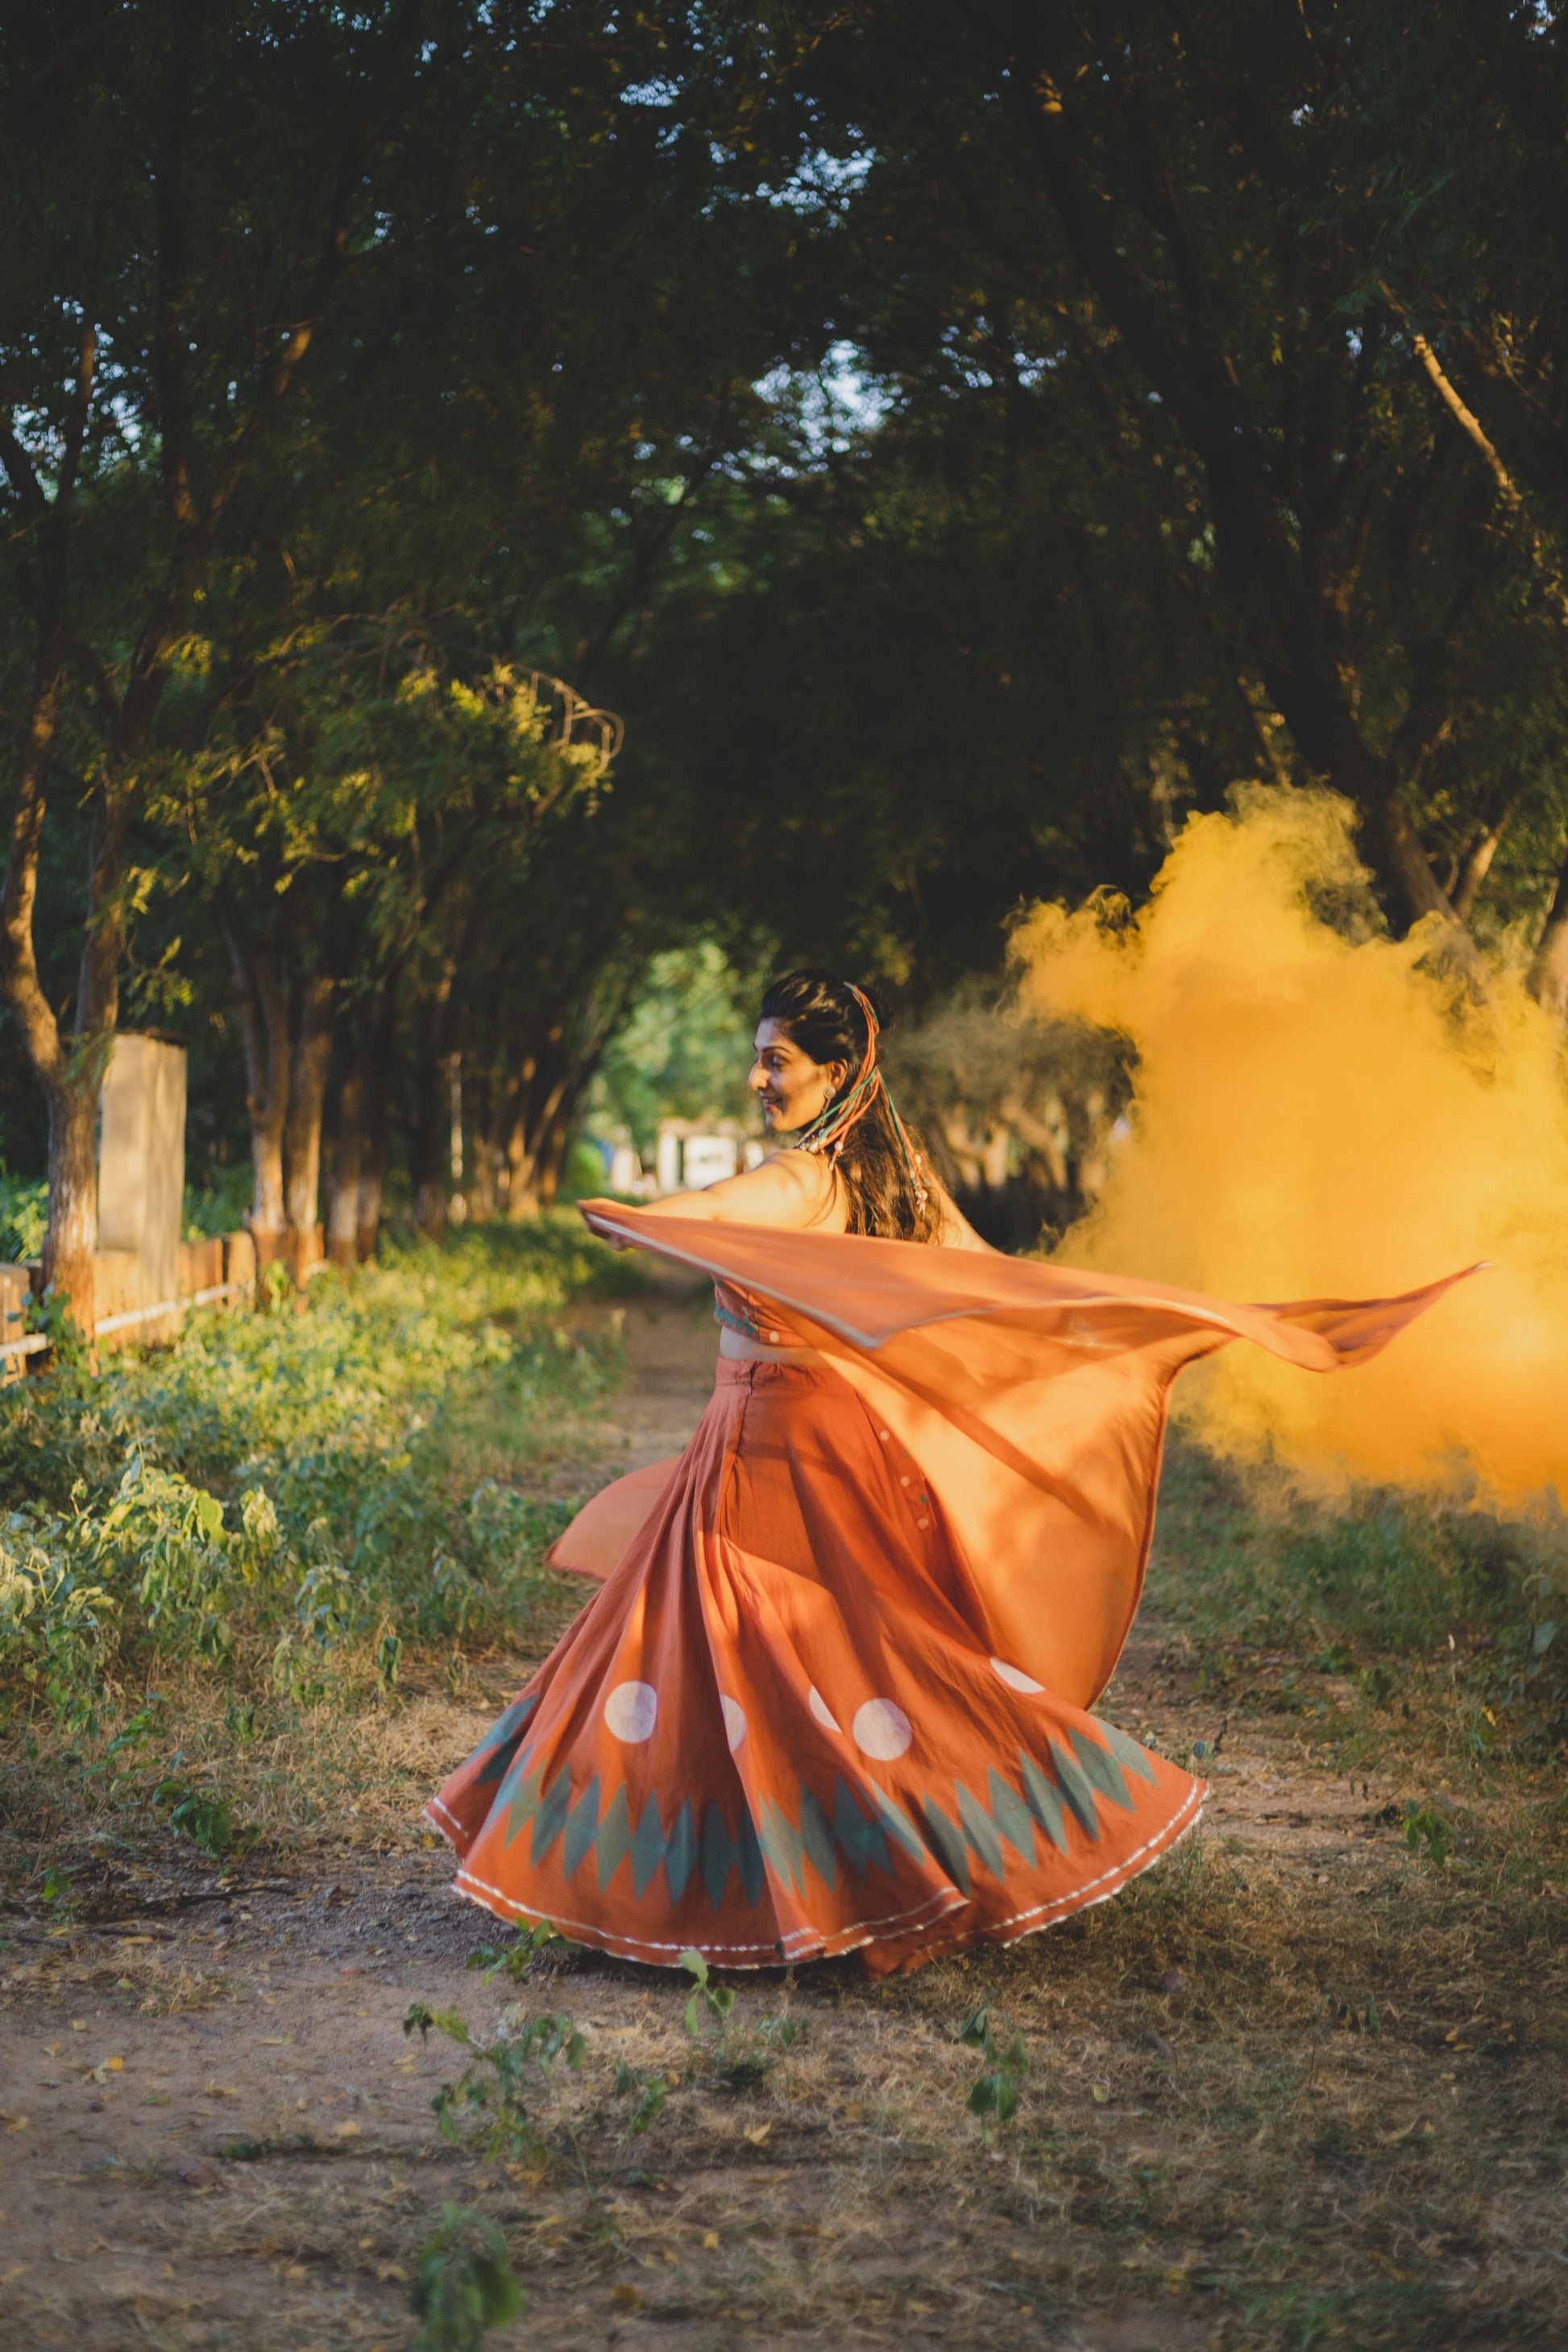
[654,1118,766,1193]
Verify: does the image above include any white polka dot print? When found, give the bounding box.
[990,1657,1044,1695]
[603,1679,658,1743]
[721,1695,747,1753]
[852,1697,912,1761]
[807,1686,841,1734]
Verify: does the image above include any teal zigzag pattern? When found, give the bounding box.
[483,1715,1159,1913]
[470,1691,541,1792]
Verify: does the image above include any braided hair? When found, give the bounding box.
[758,969,941,1243]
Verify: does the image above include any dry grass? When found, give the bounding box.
[2,1284,1565,2351]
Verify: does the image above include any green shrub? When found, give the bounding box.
[0,1168,48,1263]
[182,1164,254,1240]
[1152,1430,1568,1747]
[0,1524,114,1731]
[0,1217,629,1728]
[411,2204,525,2351]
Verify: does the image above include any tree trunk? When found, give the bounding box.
[356,1141,388,1261]
[534,1118,570,1208]
[1529,852,1568,1023]
[412,1061,449,1238]
[355,1012,392,1259]
[284,971,334,1235]
[0,608,101,1331]
[468,1117,502,1222]
[533,1070,590,1209]
[222,914,289,1237]
[412,1047,460,1239]
[1451,812,1512,926]
[42,1075,100,1338]
[0,569,133,1338]
[327,1057,365,1265]
[414,1174,447,1239]
[0,305,109,1339]
[1373,790,1464,930]
[503,1107,540,1221]
[502,1049,572,1221]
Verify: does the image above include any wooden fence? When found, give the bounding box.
[0,1224,326,1375]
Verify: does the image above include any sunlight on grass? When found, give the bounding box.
[0,1218,640,1746]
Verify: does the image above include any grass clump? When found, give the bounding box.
[0,1217,637,1735]
[1151,1427,1568,1759]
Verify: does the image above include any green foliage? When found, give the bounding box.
[960,2003,1030,2134]
[612,2059,670,2134]
[411,2204,526,2352]
[0,1172,47,1263]
[24,1283,90,1369]
[589,944,757,1159]
[182,1167,253,1242]
[154,1773,240,1856]
[0,1520,114,1732]
[404,1998,585,2163]
[679,1947,736,2037]
[1152,1435,1568,1749]
[0,1222,621,1725]
[1401,1802,1454,1868]
[466,1922,563,1984]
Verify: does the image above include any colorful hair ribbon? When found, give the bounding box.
[795,983,929,1209]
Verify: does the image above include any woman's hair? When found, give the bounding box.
[758,969,942,1242]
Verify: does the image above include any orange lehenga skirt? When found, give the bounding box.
[427,1204,1471,1976]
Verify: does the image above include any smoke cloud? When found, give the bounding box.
[1014,789,1568,1504]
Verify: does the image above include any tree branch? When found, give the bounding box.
[0,412,48,520]
[1391,296,1527,515]
[1452,801,1516,927]
[1529,844,1568,1022]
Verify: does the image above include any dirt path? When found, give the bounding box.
[1,1293,1558,2351]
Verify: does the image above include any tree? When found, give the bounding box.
[156,628,617,1247]
[1338,0,1568,1009]
[0,2,448,1321]
[2,0,811,1295]
[726,0,1568,963]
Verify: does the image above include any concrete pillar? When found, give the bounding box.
[98,1033,187,1312]
[655,1123,683,1194]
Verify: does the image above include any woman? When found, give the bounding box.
[428,971,1466,1977]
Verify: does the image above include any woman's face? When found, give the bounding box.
[749,1018,848,1135]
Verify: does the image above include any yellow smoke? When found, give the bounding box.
[1014,788,1568,1504]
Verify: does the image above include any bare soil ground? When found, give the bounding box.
[2,1280,1563,2351]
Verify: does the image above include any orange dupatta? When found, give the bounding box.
[552,1201,1476,1711]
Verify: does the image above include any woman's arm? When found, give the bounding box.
[601,1156,991,1248]
[632,1150,841,1231]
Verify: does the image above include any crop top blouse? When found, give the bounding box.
[711,1278,811,1349]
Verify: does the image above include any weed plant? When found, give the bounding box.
[411,2204,525,2352]
[0,1218,637,1736]
[404,1997,587,2163]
